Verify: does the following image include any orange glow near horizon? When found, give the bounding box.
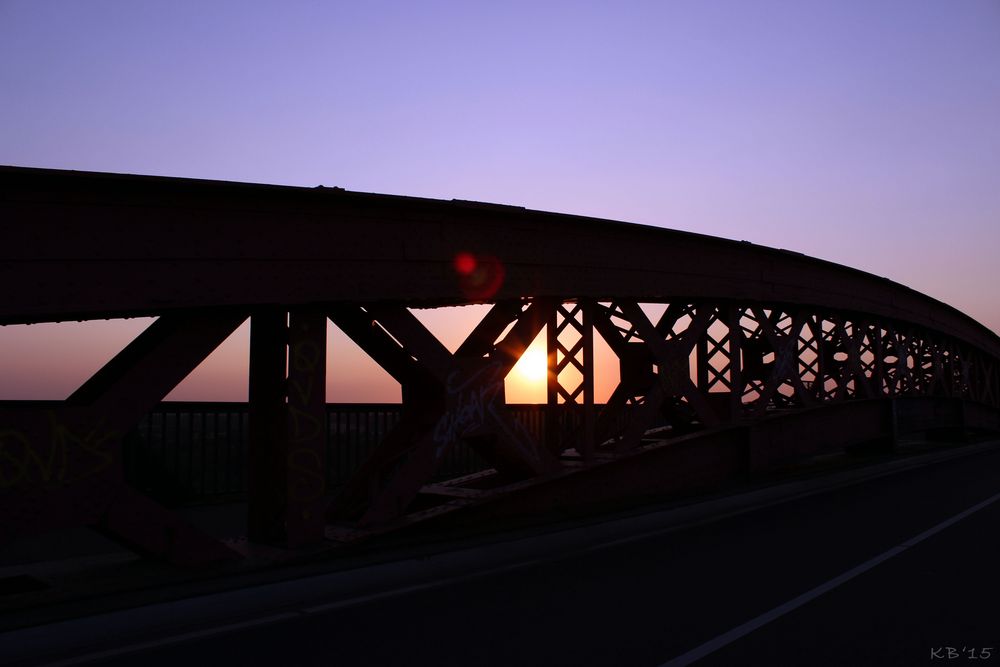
[0,307,627,404]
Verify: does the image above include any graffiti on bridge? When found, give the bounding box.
[433,360,538,466]
[286,320,326,511]
[0,412,117,489]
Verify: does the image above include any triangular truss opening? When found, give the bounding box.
[0,318,155,400]
[328,319,402,403]
[166,319,250,401]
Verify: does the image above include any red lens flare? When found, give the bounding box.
[452,251,505,300]
[453,252,477,276]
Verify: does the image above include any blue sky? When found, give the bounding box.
[2,1,998,400]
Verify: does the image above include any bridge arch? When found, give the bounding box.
[2,166,998,562]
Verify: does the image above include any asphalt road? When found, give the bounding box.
[34,446,1000,666]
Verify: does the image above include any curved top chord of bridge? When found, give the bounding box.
[1,165,998,566]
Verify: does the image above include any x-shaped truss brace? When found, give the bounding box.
[590,301,719,454]
[328,300,560,526]
[0,311,247,564]
[741,307,816,415]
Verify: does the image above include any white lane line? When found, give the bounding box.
[34,557,556,666]
[660,489,1000,667]
[38,613,301,667]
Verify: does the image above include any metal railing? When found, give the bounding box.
[0,401,623,506]
[123,402,555,505]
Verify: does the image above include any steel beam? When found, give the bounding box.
[247,310,288,544]
[3,167,998,362]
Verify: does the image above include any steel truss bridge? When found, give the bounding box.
[2,166,998,566]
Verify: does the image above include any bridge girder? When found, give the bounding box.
[1,166,999,564]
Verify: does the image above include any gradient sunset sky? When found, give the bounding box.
[2,1,998,403]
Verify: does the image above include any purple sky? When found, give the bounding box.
[2,1,998,402]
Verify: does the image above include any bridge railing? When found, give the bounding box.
[0,400,629,507]
[121,402,564,506]
[3,392,987,511]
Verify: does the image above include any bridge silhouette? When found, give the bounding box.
[2,165,999,569]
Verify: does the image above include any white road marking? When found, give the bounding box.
[659,489,1000,667]
[35,558,553,666]
[39,613,301,667]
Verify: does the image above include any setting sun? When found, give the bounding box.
[516,346,548,384]
[504,335,549,403]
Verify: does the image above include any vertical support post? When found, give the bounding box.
[546,307,560,455]
[815,316,827,400]
[871,323,884,397]
[546,301,595,460]
[946,342,958,398]
[285,310,328,547]
[728,306,744,420]
[696,329,710,391]
[889,397,900,450]
[957,398,968,442]
[579,300,596,460]
[247,310,287,544]
[247,309,329,547]
[992,362,1000,409]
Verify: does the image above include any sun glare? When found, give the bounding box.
[516,347,548,384]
